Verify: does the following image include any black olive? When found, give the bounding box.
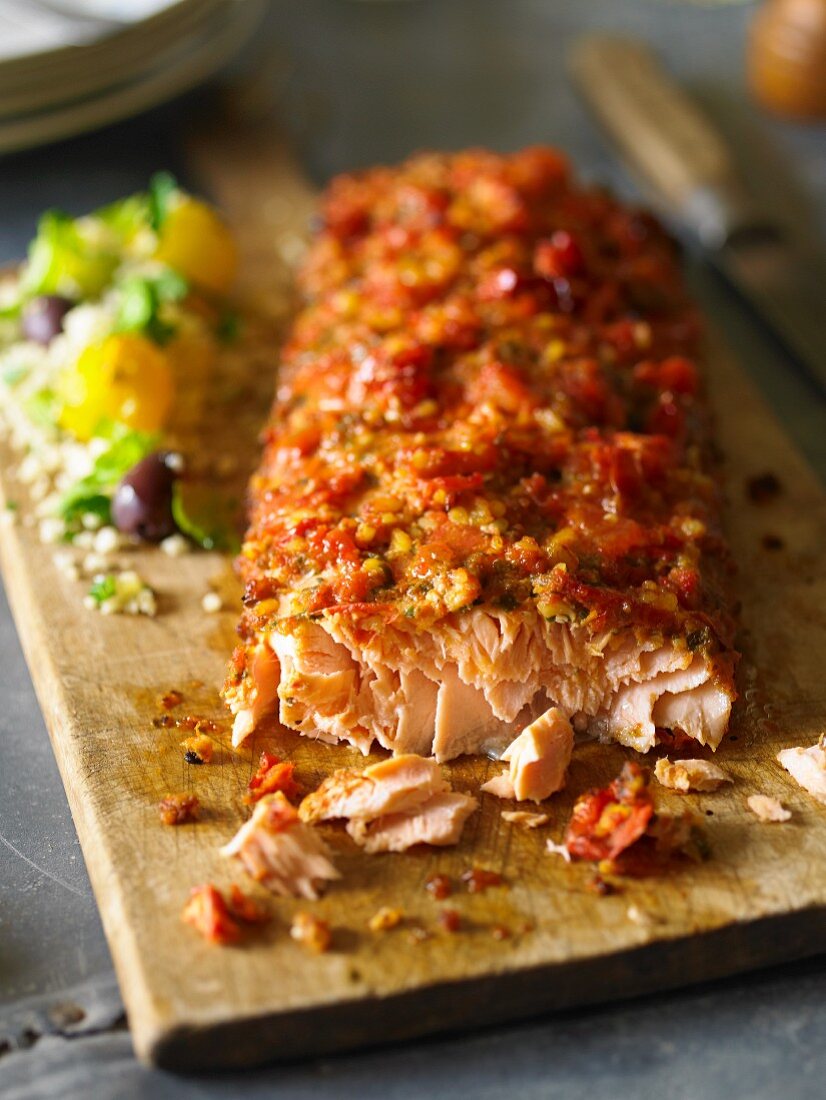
[111,451,182,542]
[22,295,74,346]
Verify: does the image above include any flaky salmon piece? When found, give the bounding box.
[481,707,573,802]
[220,792,340,899]
[224,148,738,772]
[347,792,479,853]
[300,754,447,823]
[300,754,477,852]
[777,744,826,804]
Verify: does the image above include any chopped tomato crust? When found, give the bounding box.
[180,734,214,764]
[438,908,462,933]
[368,906,404,932]
[227,884,270,924]
[159,792,200,826]
[181,884,241,945]
[244,751,299,805]
[228,147,738,670]
[290,911,332,954]
[564,762,654,863]
[564,762,706,874]
[461,866,504,893]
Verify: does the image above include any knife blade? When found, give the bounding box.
[570,34,826,393]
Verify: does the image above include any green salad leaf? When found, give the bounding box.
[148,172,179,233]
[114,268,188,344]
[60,492,111,529]
[0,297,22,321]
[171,482,241,553]
[22,210,118,299]
[88,574,117,604]
[95,194,149,241]
[58,423,159,528]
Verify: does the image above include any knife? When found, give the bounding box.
[570,34,826,393]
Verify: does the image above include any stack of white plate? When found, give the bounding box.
[0,0,266,155]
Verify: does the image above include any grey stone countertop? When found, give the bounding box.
[1,2,824,1097]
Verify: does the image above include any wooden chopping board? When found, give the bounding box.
[1,100,825,1071]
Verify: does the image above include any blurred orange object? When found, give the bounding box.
[749,0,826,120]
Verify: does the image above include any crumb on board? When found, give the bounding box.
[425,873,452,900]
[181,884,241,945]
[586,875,617,896]
[244,751,298,805]
[491,925,511,941]
[746,472,782,504]
[654,757,732,793]
[407,925,431,946]
[180,734,214,765]
[368,906,404,932]
[461,866,504,893]
[227,884,270,924]
[83,570,156,616]
[546,838,572,862]
[761,533,784,551]
[626,904,654,927]
[158,792,200,826]
[161,689,183,710]
[201,591,223,613]
[154,713,222,733]
[501,810,549,829]
[160,534,191,557]
[777,743,826,804]
[290,911,332,954]
[747,794,791,823]
[438,908,461,933]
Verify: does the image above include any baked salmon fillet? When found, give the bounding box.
[223,147,738,764]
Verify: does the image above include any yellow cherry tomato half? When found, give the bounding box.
[154,198,238,295]
[58,333,174,441]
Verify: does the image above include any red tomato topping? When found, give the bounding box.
[565,762,654,863]
[231,147,736,676]
[244,752,299,805]
[181,884,242,945]
[534,230,585,279]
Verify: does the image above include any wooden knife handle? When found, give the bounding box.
[570,35,756,241]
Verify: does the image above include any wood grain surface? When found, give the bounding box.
[1,101,825,1071]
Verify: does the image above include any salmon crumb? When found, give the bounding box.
[491,924,511,940]
[159,792,199,825]
[181,884,241,945]
[654,757,732,792]
[777,743,826,805]
[161,690,183,710]
[180,734,214,764]
[290,911,332,954]
[368,906,404,932]
[501,810,549,829]
[747,794,791,823]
